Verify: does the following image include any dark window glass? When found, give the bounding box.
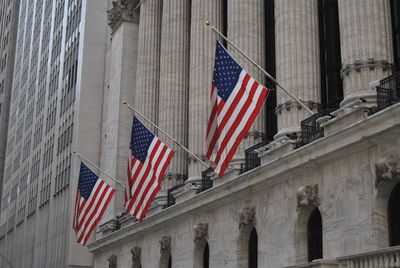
[203,243,209,268]
[318,0,343,109]
[389,183,400,246]
[249,227,258,268]
[168,256,172,268]
[391,0,400,70]
[308,208,323,262]
[264,0,277,141]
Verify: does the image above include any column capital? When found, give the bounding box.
[107,0,138,31]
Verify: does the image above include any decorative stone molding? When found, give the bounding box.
[107,255,117,268]
[239,206,256,230]
[107,0,137,31]
[131,247,141,262]
[296,184,320,211]
[340,59,394,76]
[187,154,207,164]
[194,223,208,244]
[375,155,400,187]
[276,100,321,114]
[159,236,171,254]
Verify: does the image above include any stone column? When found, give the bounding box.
[100,0,139,229]
[187,0,223,181]
[134,0,162,124]
[158,0,190,196]
[338,0,394,106]
[275,0,321,138]
[227,0,266,164]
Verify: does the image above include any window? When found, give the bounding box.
[307,208,323,262]
[389,183,400,246]
[391,0,400,70]
[168,256,171,268]
[203,243,209,268]
[248,227,258,268]
[318,0,343,109]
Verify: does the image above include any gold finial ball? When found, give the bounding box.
[123,100,127,104]
[205,20,210,26]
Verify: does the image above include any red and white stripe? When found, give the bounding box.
[74,179,115,246]
[125,137,174,221]
[206,70,268,176]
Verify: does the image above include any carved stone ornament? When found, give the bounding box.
[131,247,141,262]
[296,184,320,211]
[107,0,136,31]
[159,236,171,254]
[107,255,117,268]
[239,206,256,230]
[194,223,208,244]
[375,155,400,187]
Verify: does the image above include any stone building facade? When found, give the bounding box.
[0,0,400,268]
[89,0,400,267]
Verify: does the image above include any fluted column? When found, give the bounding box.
[158,0,190,187]
[275,0,320,138]
[338,0,394,106]
[134,0,162,124]
[188,0,223,180]
[228,0,265,164]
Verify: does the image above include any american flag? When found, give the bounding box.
[73,163,115,246]
[125,117,174,221]
[206,41,269,176]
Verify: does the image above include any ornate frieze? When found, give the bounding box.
[107,0,137,31]
[296,184,320,211]
[276,100,321,114]
[194,223,208,244]
[375,155,400,187]
[239,206,256,231]
[159,236,171,254]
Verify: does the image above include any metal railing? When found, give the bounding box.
[240,141,270,174]
[377,71,400,111]
[198,168,214,193]
[296,109,335,148]
[166,184,184,207]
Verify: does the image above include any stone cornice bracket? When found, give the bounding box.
[107,0,136,31]
[296,184,320,212]
[159,236,171,254]
[194,223,208,244]
[275,100,321,114]
[239,206,256,231]
[131,246,141,262]
[375,155,400,187]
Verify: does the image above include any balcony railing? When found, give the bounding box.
[240,140,270,174]
[296,109,335,148]
[337,245,400,268]
[198,168,214,193]
[377,71,400,111]
[166,184,184,207]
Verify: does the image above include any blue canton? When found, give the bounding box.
[78,163,99,200]
[130,117,155,163]
[212,41,243,102]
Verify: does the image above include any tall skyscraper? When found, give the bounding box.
[0,0,111,266]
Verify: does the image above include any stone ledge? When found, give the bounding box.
[87,103,400,252]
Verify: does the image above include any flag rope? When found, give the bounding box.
[205,21,315,116]
[73,151,126,189]
[123,101,211,169]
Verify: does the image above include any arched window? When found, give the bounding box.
[203,243,209,268]
[307,208,323,262]
[389,183,400,246]
[248,227,258,268]
[168,256,172,268]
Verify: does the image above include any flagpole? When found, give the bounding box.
[123,101,211,169]
[73,151,126,189]
[205,21,315,116]
[135,0,144,10]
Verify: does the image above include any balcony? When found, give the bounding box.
[337,245,400,268]
[240,140,270,174]
[198,168,213,193]
[296,108,335,148]
[377,71,400,111]
[166,184,184,207]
